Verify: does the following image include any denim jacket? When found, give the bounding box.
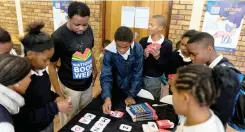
[100,41,143,100]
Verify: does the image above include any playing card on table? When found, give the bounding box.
[79,117,91,124]
[71,125,84,132]
[110,110,124,118]
[148,122,158,132]
[119,124,132,132]
[90,126,103,132]
[142,124,150,132]
[84,113,96,120]
[98,117,111,124]
[94,121,107,129]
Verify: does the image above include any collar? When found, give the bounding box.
[178,50,191,62]
[147,34,165,44]
[31,69,46,76]
[209,55,223,68]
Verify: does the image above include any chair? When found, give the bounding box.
[137,89,154,100]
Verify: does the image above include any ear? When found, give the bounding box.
[14,83,19,88]
[26,51,35,60]
[159,25,164,31]
[183,92,190,104]
[207,45,213,52]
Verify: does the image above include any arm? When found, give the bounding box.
[157,41,173,69]
[128,45,144,98]
[92,50,98,82]
[100,51,113,100]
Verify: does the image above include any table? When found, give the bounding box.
[59,96,178,132]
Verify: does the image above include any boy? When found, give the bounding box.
[100,26,143,114]
[0,27,16,55]
[186,32,240,128]
[139,15,172,99]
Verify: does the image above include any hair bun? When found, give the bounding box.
[26,20,45,34]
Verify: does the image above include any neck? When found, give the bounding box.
[66,21,72,31]
[207,53,219,65]
[151,33,162,42]
[185,106,211,126]
[24,57,37,72]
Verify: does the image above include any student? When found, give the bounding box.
[98,40,111,71]
[49,1,97,126]
[166,30,199,75]
[172,64,232,132]
[173,40,181,52]
[139,15,172,100]
[100,26,143,114]
[186,32,240,127]
[0,54,31,132]
[0,27,16,55]
[13,21,72,132]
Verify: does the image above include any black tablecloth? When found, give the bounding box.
[59,96,178,132]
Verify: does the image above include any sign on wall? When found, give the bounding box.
[52,0,72,30]
[202,1,245,52]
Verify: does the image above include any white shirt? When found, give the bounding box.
[147,34,165,44]
[176,110,225,132]
[209,55,224,68]
[178,50,191,62]
[31,69,46,76]
[105,40,134,60]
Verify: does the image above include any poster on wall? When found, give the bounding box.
[202,1,245,52]
[52,0,72,30]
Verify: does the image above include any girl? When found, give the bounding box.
[0,54,32,132]
[172,64,233,132]
[13,21,72,132]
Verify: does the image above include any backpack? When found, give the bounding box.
[219,62,245,130]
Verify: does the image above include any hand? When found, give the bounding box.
[149,47,160,60]
[102,98,112,114]
[125,97,136,106]
[144,48,150,58]
[55,97,65,102]
[57,99,72,113]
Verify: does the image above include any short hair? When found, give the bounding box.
[103,40,111,48]
[0,54,31,86]
[182,29,199,39]
[114,26,133,43]
[176,40,181,49]
[68,1,90,18]
[187,32,215,48]
[21,20,53,54]
[152,15,166,27]
[175,64,238,106]
[0,27,11,44]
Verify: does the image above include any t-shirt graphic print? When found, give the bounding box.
[71,48,92,79]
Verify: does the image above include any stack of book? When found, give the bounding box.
[126,103,158,122]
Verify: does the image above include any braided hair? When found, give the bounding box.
[0,54,31,86]
[175,64,236,106]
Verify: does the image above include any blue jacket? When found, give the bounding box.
[100,41,143,100]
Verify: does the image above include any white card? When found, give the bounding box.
[94,121,108,128]
[142,124,150,132]
[148,122,158,132]
[90,126,103,132]
[79,117,91,124]
[98,117,111,124]
[119,124,132,132]
[84,113,96,120]
[71,125,84,132]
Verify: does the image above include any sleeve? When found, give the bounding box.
[51,91,59,101]
[128,44,144,98]
[15,102,59,131]
[139,37,147,49]
[100,51,113,100]
[157,41,173,71]
[50,33,62,62]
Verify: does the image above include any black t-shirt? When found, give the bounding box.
[51,24,94,91]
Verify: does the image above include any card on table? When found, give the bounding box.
[79,117,91,125]
[148,122,158,132]
[156,120,174,129]
[110,110,124,118]
[119,124,132,132]
[159,129,172,132]
[71,125,84,132]
[84,113,96,120]
[90,125,103,132]
[98,117,111,124]
[94,121,108,129]
[142,124,150,132]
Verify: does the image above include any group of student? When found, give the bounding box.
[0,1,243,132]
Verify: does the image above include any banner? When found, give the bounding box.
[52,0,72,30]
[202,1,245,52]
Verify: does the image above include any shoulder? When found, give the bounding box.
[0,122,14,132]
[52,24,66,40]
[163,39,173,48]
[134,42,144,54]
[139,37,149,44]
[0,105,12,124]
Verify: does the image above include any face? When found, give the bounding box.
[0,42,13,54]
[28,48,54,70]
[69,15,89,34]
[116,41,131,54]
[186,43,210,64]
[11,72,32,94]
[171,76,189,115]
[148,18,163,35]
[180,37,190,56]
